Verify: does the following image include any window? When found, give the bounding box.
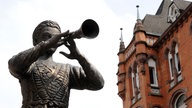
[132,72,135,96]
[168,52,174,79]
[168,43,182,88]
[149,67,155,84]
[172,93,187,108]
[168,43,181,80]
[147,37,155,45]
[131,66,140,97]
[136,67,140,89]
[148,59,158,86]
[170,90,187,108]
[174,94,186,108]
[175,44,181,73]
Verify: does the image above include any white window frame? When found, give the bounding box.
[148,59,158,87]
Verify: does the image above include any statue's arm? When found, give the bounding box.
[8,31,69,78]
[69,55,104,90]
[8,42,45,78]
[77,55,104,90]
[60,38,104,90]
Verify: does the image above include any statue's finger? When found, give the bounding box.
[59,51,71,59]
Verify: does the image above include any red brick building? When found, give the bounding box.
[117,0,192,108]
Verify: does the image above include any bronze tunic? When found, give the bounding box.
[19,61,69,108]
[17,60,86,108]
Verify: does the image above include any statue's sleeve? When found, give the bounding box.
[68,63,104,90]
[68,64,88,90]
[8,42,43,79]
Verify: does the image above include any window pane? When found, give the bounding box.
[176,53,181,72]
[168,52,174,79]
[149,67,155,84]
[175,94,186,108]
[148,59,158,86]
[136,72,139,89]
[132,73,135,96]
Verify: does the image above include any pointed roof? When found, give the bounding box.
[174,0,190,10]
[134,5,145,34]
[119,28,125,52]
[120,28,124,42]
[142,0,190,36]
[134,19,145,34]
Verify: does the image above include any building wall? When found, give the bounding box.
[156,12,192,108]
[117,4,192,108]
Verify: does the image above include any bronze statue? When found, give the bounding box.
[8,20,104,108]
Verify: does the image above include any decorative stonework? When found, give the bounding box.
[136,53,147,75]
[168,2,180,23]
[125,44,136,60]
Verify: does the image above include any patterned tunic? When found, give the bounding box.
[17,61,86,108]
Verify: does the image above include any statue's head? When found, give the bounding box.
[32,20,61,46]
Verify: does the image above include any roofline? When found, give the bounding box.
[154,3,192,48]
[146,32,161,37]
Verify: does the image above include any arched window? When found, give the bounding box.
[170,89,187,108]
[131,67,139,96]
[131,62,142,104]
[148,58,158,87]
[175,44,181,73]
[136,66,140,89]
[168,43,181,80]
[168,51,174,79]
[131,72,136,96]
[174,93,186,108]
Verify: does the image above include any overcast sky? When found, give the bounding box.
[0,0,191,108]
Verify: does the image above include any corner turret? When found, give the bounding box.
[134,5,147,74]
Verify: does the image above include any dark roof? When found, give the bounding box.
[174,0,191,10]
[142,0,190,36]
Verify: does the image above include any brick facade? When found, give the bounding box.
[117,1,192,108]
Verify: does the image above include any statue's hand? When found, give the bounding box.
[59,38,81,60]
[54,30,70,48]
[43,30,70,50]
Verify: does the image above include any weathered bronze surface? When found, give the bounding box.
[8,20,104,108]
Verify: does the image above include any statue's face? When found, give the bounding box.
[38,27,60,42]
[38,27,61,55]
